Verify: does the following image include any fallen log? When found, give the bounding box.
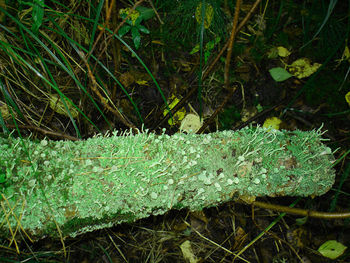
[0,126,335,239]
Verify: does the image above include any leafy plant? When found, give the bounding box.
[0,171,6,184]
[118,6,154,50]
[190,36,221,63]
[14,0,45,34]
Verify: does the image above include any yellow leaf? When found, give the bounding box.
[241,107,258,122]
[0,100,12,121]
[49,94,79,118]
[119,8,140,25]
[277,46,291,57]
[288,58,321,79]
[195,3,214,29]
[345,91,350,106]
[151,40,164,45]
[263,117,282,131]
[190,44,200,55]
[344,46,350,63]
[180,240,199,263]
[163,95,186,126]
[136,80,149,86]
[335,44,350,66]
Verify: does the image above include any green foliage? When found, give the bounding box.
[0,1,168,138]
[0,172,6,184]
[301,0,339,50]
[318,240,347,260]
[269,67,293,82]
[31,0,44,34]
[0,165,11,193]
[260,0,349,119]
[190,36,221,63]
[118,6,154,49]
[11,0,45,34]
[157,0,227,49]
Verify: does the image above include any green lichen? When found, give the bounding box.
[0,126,335,239]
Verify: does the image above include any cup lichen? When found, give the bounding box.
[0,126,335,239]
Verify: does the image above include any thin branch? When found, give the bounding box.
[5,124,80,141]
[253,201,350,219]
[203,0,262,81]
[79,51,137,129]
[90,0,146,70]
[224,0,242,90]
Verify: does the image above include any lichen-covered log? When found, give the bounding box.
[0,127,335,239]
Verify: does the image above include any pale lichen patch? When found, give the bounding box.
[0,126,336,239]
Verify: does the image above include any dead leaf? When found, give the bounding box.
[48,94,78,118]
[288,58,321,79]
[180,240,199,263]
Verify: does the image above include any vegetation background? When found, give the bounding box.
[0,0,349,262]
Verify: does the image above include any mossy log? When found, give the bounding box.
[0,127,335,239]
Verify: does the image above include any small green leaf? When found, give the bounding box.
[204,50,210,63]
[269,67,293,82]
[0,173,6,183]
[134,16,143,27]
[136,6,155,21]
[138,25,150,34]
[206,39,215,50]
[256,103,263,112]
[295,216,308,225]
[318,240,347,259]
[118,25,131,37]
[131,27,141,49]
[31,0,44,34]
[190,44,200,54]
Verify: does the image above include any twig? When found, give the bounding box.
[196,1,242,133]
[236,0,262,33]
[196,83,239,134]
[224,0,242,90]
[5,124,80,141]
[79,51,137,129]
[90,0,146,71]
[252,214,304,262]
[183,220,250,263]
[86,0,116,61]
[252,201,350,219]
[203,0,262,81]
[148,0,163,24]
